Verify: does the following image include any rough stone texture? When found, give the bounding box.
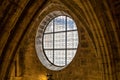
[0,0,120,80]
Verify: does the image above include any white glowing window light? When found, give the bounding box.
[43,16,78,66]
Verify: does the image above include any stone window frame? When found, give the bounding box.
[35,11,79,71]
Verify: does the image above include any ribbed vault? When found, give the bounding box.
[0,0,119,80]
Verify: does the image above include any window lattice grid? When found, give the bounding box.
[43,16,78,66]
[44,20,53,33]
[43,34,53,49]
[54,50,66,66]
[54,16,66,32]
[67,17,77,30]
[67,50,76,64]
[44,50,53,63]
[67,31,78,48]
[54,32,66,49]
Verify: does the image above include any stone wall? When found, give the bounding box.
[0,0,119,80]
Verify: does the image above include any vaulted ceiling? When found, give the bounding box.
[0,0,119,80]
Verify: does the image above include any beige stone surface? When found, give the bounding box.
[0,0,119,80]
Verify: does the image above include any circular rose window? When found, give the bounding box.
[35,11,79,71]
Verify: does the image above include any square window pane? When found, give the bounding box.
[43,34,53,49]
[54,16,66,32]
[67,50,76,63]
[67,17,77,30]
[67,31,78,48]
[44,50,53,63]
[54,33,65,48]
[45,20,53,33]
[54,50,65,66]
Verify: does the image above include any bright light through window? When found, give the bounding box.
[43,16,79,66]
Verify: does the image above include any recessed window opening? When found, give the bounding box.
[43,16,78,67]
[35,11,79,71]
